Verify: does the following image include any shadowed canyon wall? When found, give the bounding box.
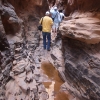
[62,0,100,16]
[7,0,49,17]
[0,0,50,99]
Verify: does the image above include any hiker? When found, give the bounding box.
[50,6,61,34]
[59,10,65,21]
[39,11,53,51]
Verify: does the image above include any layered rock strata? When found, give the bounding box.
[0,0,23,99]
[60,12,100,44]
[59,0,100,100]
[0,15,12,100]
[62,37,100,100]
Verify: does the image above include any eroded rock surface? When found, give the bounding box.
[62,37,100,100]
[5,26,74,100]
[60,12,100,44]
[59,0,100,100]
[0,0,100,100]
[0,17,12,100]
[0,0,22,34]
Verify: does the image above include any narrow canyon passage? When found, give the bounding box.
[0,0,100,100]
[5,25,75,100]
[0,0,74,99]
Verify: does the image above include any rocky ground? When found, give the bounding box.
[4,23,77,100]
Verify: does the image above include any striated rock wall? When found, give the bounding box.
[0,0,54,100]
[0,14,12,100]
[62,37,100,100]
[59,0,100,100]
[0,0,23,99]
[0,0,23,35]
[60,12,100,44]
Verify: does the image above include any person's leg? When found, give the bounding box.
[55,23,59,33]
[52,23,55,33]
[52,23,57,38]
[56,23,59,33]
[54,23,57,33]
[47,32,51,51]
[42,32,46,49]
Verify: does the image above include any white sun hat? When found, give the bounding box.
[54,6,57,10]
[46,11,50,15]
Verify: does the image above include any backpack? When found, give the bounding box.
[38,17,43,31]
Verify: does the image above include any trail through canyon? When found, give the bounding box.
[1,0,100,100]
[5,24,76,100]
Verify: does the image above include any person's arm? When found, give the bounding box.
[61,13,65,20]
[63,13,65,17]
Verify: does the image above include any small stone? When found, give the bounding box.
[13,60,17,65]
[38,84,46,93]
[10,71,15,79]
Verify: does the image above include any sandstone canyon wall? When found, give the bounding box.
[59,0,100,100]
[0,0,23,99]
[0,0,50,99]
[0,0,100,100]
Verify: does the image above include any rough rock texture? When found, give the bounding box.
[0,1,12,99]
[0,14,12,100]
[0,1,73,99]
[62,37,100,100]
[0,0,22,34]
[8,0,49,17]
[1,0,100,100]
[60,12,100,44]
[59,0,100,100]
[0,0,23,99]
[5,24,75,99]
[64,0,100,16]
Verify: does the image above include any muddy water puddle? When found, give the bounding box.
[41,61,71,100]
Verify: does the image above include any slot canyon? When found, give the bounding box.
[0,0,100,100]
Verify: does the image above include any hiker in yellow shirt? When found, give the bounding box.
[39,11,53,51]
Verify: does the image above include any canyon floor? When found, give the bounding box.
[5,24,77,100]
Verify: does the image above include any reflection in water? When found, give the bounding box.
[41,61,69,100]
[55,92,69,100]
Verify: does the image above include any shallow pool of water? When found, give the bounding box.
[41,61,72,100]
